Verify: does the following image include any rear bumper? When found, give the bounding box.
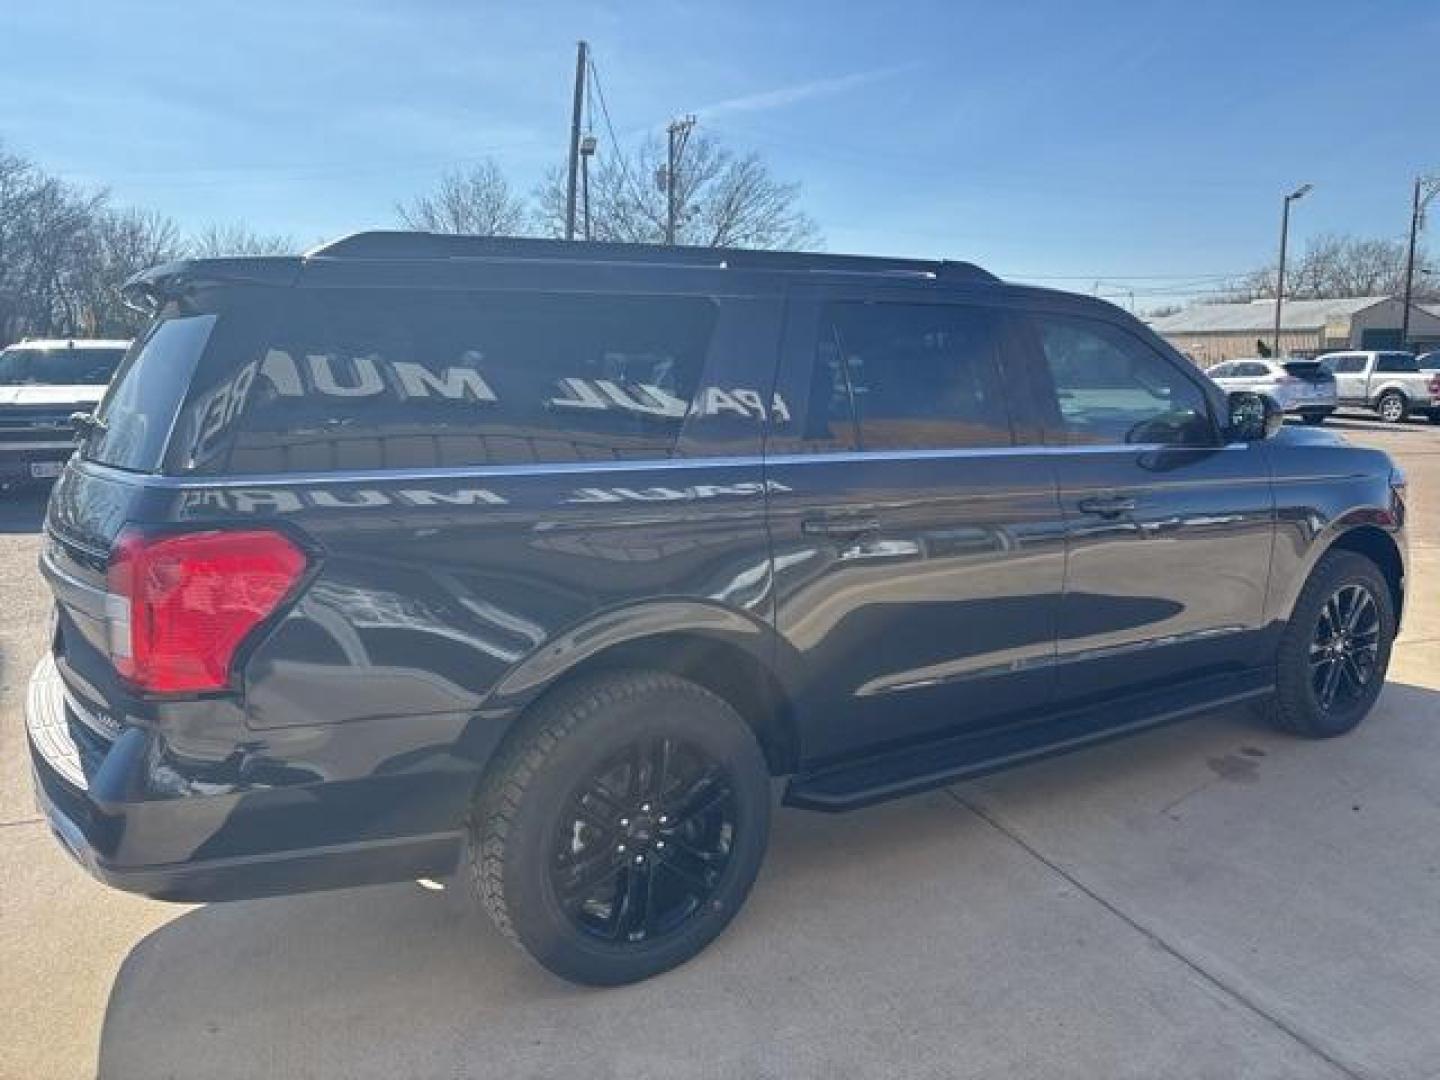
[26,654,468,902]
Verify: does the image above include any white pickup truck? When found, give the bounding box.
[1317,350,1440,424]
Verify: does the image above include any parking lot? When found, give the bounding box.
[1,414,1437,1080]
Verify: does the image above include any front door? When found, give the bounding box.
[1018,310,1276,704]
[765,287,1067,764]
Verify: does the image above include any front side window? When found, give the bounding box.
[817,301,1012,451]
[1032,314,1214,446]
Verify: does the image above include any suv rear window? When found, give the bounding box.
[0,345,125,386]
[176,290,719,473]
[84,316,216,472]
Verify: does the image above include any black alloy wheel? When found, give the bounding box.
[552,736,738,944]
[1309,583,1381,713]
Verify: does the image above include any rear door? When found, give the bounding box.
[1017,309,1276,704]
[1324,353,1369,402]
[765,285,1066,764]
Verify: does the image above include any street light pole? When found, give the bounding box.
[1273,183,1313,358]
[1400,174,1440,349]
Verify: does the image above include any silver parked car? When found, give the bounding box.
[1204,357,1337,425]
[1317,350,1440,424]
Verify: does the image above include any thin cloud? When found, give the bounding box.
[693,64,917,119]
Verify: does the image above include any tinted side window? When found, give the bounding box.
[182,290,727,473]
[1324,355,1366,374]
[1376,353,1418,373]
[1234,362,1270,377]
[819,301,1012,451]
[86,316,216,472]
[1032,314,1214,446]
[1206,363,1234,378]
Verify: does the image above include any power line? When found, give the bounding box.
[585,54,655,220]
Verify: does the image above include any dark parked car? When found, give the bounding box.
[0,338,128,486]
[28,234,1407,985]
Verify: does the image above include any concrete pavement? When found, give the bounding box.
[2,416,1438,1079]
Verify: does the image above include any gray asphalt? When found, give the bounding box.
[2,414,1438,1079]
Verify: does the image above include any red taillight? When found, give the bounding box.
[106,529,309,694]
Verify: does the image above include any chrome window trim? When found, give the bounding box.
[79,440,1250,492]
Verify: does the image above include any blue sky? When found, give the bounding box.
[2,0,1436,307]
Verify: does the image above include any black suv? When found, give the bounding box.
[28,234,1406,985]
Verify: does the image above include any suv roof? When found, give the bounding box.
[122,231,1003,312]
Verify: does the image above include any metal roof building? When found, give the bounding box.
[1148,296,1440,364]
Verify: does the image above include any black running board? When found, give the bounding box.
[784,674,1274,812]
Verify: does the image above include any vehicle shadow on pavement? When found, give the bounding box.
[94,682,1440,1080]
[1321,415,1436,434]
[0,487,48,533]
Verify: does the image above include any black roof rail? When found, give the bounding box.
[307,231,998,283]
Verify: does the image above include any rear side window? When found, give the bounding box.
[1031,314,1214,446]
[818,301,1012,451]
[179,290,724,473]
[1322,355,1366,373]
[1376,353,1418,373]
[85,316,216,472]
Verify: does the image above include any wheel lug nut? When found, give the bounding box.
[658,815,668,824]
[634,855,644,865]
[641,803,651,813]
[656,840,665,849]
[619,818,629,827]
[617,843,626,852]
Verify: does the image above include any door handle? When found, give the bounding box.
[1077,495,1137,517]
[801,516,881,539]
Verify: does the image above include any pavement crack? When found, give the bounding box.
[945,787,1365,1080]
[0,816,43,829]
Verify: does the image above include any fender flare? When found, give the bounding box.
[476,598,800,723]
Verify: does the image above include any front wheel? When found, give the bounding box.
[469,670,772,985]
[1375,391,1409,424]
[1271,550,1394,738]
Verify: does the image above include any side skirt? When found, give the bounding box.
[784,670,1274,812]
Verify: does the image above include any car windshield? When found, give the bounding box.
[0,345,125,386]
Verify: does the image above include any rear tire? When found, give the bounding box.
[469,670,771,986]
[1375,390,1409,424]
[1271,550,1394,738]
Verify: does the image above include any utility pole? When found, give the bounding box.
[1273,183,1313,358]
[580,134,597,240]
[564,40,588,241]
[663,116,696,245]
[1400,174,1440,349]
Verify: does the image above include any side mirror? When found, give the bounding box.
[1225,391,1283,442]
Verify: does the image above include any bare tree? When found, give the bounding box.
[1223,233,1435,303]
[397,160,529,236]
[70,208,185,336]
[187,223,296,258]
[535,131,820,249]
[0,143,101,341]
